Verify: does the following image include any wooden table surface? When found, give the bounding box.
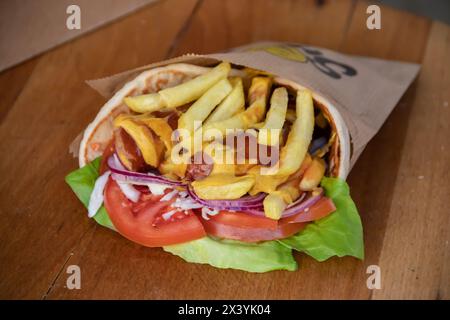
[0,0,449,300]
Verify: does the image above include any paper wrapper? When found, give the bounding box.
[78,42,420,172]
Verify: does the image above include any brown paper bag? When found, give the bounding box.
[82,42,420,172]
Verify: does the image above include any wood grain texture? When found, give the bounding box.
[0,0,199,299]
[0,58,38,124]
[169,0,356,57]
[340,1,431,60]
[0,0,448,300]
[370,21,450,300]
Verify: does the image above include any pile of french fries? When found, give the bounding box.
[113,62,329,220]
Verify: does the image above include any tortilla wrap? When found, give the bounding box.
[79,63,350,179]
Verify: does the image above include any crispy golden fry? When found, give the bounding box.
[124,62,231,113]
[263,184,302,220]
[275,178,303,203]
[262,160,306,220]
[191,174,255,200]
[263,194,287,220]
[124,94,163,113]
[258,87,288,146]
[203,142,235,175]
[204,77,245,124]
[263,184,297,220]
[202,113,246,139]
[249,171,288,195]
[114,117,163,167]
[159,159,187,179]
[248,77,272,105]
[250,122,264,129]
[202,77,271,139]
[114,114,174,158]
[299,157,325,191]
[249,153,312,195]
[276,89,314,176]
[161,62,231,108]
[235,163,257,176]
[137,117,173,158]
[178,78,232,133]
[209,162,236,176]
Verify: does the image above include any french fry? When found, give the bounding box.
[248,166,289,195]
[235,163,257,176]
[114,117,163,167]
[114,114,174,158]
[161,62,231,108]
[159,159,187,179]
[299,157,326,191]
[248,77,272,105]
[204,77,245,124]
[275,178,303,204]
[136,117,173,158]
[262,162,306,220]
[178,78,232,133]
[203,142,235,175]
[248,153,312,195]
[191,174,255,200]
[276,89,314,176]
[250,122,264,129]
[257,87,288,146]
[202,113,246,139]
[202,77,271,139]
[124,93,163,113]
[249,90,314,194]
[263,194,287,220]
[124,62,231,113]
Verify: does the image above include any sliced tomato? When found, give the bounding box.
[104,179,206,247]
[201,211,306,242]
[281,197,336,224]
[211,211,278,230]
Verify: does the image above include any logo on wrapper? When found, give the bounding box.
[66,5,81,30]
[245,45,357,79]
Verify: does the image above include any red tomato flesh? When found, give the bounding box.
[281,197,336,224]
[201,211,307,242]
[104,178,206,247]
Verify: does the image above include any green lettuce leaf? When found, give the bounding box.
[65,157,115,230]
[163,237,297,272]
[279,177,364,261]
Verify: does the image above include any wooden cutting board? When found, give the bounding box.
[0,0,448,299]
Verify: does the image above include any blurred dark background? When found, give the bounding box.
[379,0,450,24]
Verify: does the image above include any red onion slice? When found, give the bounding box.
[187,185,265,211]
[235,189,324,218]
[280,189,324,218]
[286,192,306,208]
[107,155,185,187]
